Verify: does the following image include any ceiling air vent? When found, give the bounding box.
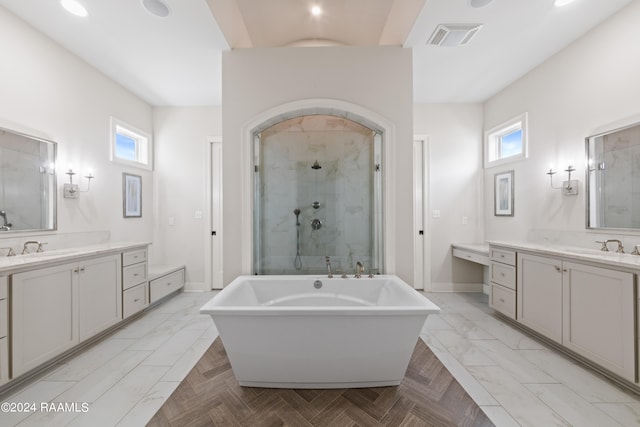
[427,24,483,47]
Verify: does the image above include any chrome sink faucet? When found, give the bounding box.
[596,239,624,253]
[1,247,15,256]
[22,241,46,254]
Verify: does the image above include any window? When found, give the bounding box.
[484,113,528,168]
[110,117,152,170]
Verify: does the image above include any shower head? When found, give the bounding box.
[311,160,322,170]
[293,208,301,216]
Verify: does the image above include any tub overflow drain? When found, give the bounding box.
[313,280,322,289]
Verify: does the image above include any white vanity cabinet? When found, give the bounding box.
[489,247,516,319]
[78,254,122,341]
[517,253,563,344]
[515,250,635,382]
[0,276,9,385]
[122,248,148,319]
[11,253,122,377]
[562,261,634,381]
[12,262,79,377]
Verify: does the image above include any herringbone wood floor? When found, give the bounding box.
[148,338,494,426]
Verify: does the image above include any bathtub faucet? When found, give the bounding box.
[325,256,333,278]
[355,261,364,278]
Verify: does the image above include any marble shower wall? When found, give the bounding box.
[257,115,375,274]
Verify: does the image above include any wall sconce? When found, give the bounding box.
[546,165,578,196]
[63,167,94,198]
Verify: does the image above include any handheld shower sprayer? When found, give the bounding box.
[293,208,302,270]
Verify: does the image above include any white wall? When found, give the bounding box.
[222,46,414,285]
[413,104,484,288]
[483,1,640,248]
[0,7,154,247]
[152,107,222,289]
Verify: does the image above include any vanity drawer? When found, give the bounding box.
[123,249,147,267]
[150,269,184,303]
[490,262,516,290]
[490,283,516,319]
[123,282,148,319]
[0,299,6,338]
[452,249,490,266]
[123,263,147,290]
[490,248,516,266]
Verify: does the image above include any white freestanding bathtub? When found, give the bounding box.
[200,275,440,388]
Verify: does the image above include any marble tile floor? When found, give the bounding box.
[0,290,639,426]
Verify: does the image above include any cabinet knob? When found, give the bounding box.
[133,298,140,303]
[500,272,505,277]
[167,282,172,286]
[554,265,561,272]
[499,298,505,303]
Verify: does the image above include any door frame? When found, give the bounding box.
[205,137,223,289]
[413,135,431,291]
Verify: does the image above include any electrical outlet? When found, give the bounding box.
[194,210,203,219]
[462,216,468,225]
[168,217,175,226]
[432,210,441,218]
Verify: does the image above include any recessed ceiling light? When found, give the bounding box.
[311,5,322,17]
[142,0,171,18]
[469,0,494,8]
[554,0,577,6]
[60,0,88,17]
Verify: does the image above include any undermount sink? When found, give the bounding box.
[562,247,631,257]
[18,248,78,258]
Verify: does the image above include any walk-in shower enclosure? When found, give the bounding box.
[253,114,383,275]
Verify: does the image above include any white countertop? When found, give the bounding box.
[451,243,490,256]
[0,241,150,274]
[149,264,185,281]
[488,241,640,270]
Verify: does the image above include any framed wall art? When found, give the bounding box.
[123,173,142,218]
[494,170,514,217]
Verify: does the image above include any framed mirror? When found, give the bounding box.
[0,127,57,233]
[586,121,640,230]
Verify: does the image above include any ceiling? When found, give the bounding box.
[0,0,632,106]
